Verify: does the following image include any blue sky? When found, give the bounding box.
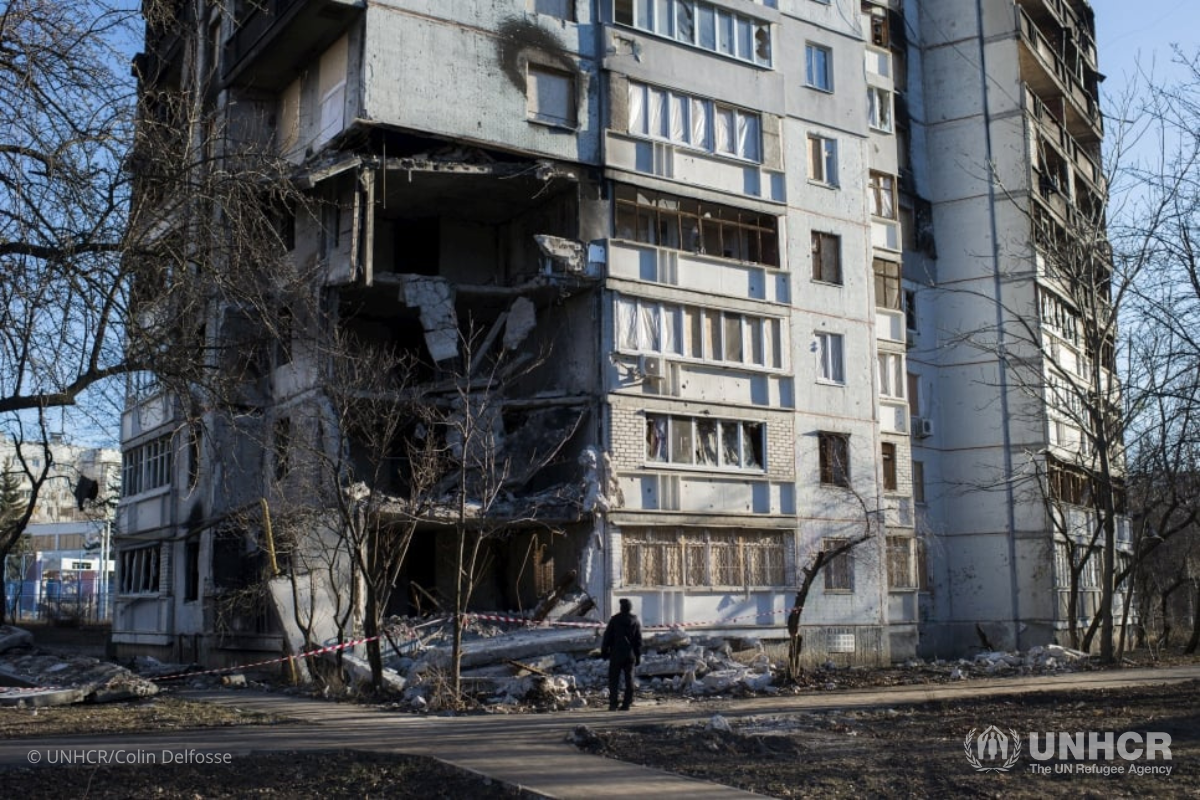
[1095,0,1199,100]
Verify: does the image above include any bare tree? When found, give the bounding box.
[785,486,881,681]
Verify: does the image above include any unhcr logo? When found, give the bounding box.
[964,726,1022,772]
[964,726,1174,776]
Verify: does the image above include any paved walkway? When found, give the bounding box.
[3,664,1198,798]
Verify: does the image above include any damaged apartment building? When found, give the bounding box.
[115,0,1121,667]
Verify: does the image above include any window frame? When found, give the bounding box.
[807,134,838,186]
[645,413,766,471]
[869,170,897,219]
[881,441,897,491]
[818,431,851,487]
[815,331,845,384]
[873,258,902,309]
[823,537,854,591]
[614,1,773,67]
[626,81,763,163]
[121,434,174,498]
[805,42,834,92]
[878,351,906,399]
[868,85,893,132]
[526,63,578,128]
[621,527,788,589]
[811,230,842,284]
[612,183,779,267]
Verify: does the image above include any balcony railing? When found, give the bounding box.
[1017,8,1102,140]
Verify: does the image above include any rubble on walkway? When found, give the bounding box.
[376,614,779,709]
[0,626,159,707]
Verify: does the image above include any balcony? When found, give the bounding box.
[222,0,363,91]
[1017,7,1102,142]
[1025,86,1104,195]
[1016,0,1098,72]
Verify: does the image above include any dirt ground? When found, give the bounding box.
[1,750,538,799]
[588,680,1199,798]
[1,657,1197,798]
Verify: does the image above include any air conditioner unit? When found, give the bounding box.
[912,417,934,439]
[639,354,666,382]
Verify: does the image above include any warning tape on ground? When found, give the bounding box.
[468,606,795,631]
[150,625,432,683]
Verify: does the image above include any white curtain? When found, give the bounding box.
[628,82,646,135]
[617,295,639,350]
[691,97,710,149]
[669,93,687,143]
[648,87,667,138]
[737,113,760,161]
[715,107,734,154]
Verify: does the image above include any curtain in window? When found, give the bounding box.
[648,87,667,138]
[617,295,639,350]
[628,82,646,135]
[738,113,760,161]
[669,93,687,143]
[715,107,734,154]
[691,97,710,149]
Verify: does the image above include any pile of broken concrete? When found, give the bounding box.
[0,625,159,708]
[377,617,776,710]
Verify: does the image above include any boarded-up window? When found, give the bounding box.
[527,65,576,127]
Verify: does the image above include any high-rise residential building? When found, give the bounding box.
[115,0,1122,667]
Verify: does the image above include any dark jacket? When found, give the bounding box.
[601,611,643,664]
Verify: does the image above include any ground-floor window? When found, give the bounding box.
[119,545,160,594]
[622,527,787,588]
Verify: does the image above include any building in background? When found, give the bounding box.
[116,0,1118,667]
[1,437,119,621]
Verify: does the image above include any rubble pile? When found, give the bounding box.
[378,615,778,709]
[0,628,159,706]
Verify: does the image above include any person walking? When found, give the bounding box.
[600,598,642,710]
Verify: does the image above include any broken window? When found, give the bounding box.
[815,331,844,384]
[868,86,893,132]
[627,81,762,162]
[527,65,577,128]
[119,546,160,594]
[869,171,897,219]
[616,1,772,66]
[623,528,787,587]
[184,538,200,601]
[122,435,174,497]
[811,231,842,284]
[818,432,851,487]
[882,442,897,491]
[645,414,766,470]
[807,134,838,186]
[823,538,854,591]
[613,184,779,266]
[873,258,901,309]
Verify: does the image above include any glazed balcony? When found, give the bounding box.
[222,0,362,90]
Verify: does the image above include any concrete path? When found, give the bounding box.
[2,664,1198,799]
